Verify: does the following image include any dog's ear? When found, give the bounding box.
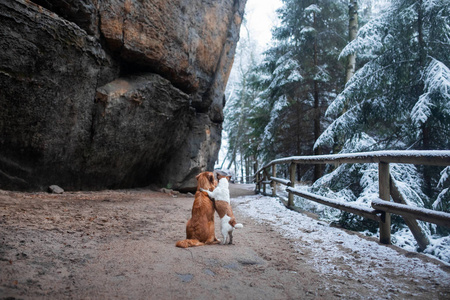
[226,176,231,181]
[208,172,215,183]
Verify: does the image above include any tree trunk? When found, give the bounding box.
[233,154,238,178]
[240,153,244,183]
[417,0,432,194]
[345,0,358,84]
[313,11,323,182]
[226,150,236,170]
[333,0,359,157]
[245,156,250,183]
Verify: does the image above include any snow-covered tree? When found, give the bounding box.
[317,0,450,153]
[250,0,349,179]
[312,0,450,239]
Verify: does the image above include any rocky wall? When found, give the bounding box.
[0,0,246,191]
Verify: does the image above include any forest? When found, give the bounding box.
[222,0,449,258]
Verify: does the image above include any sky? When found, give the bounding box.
[242,0,283,50]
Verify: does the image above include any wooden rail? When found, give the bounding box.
[371,199,450,228]
[257,150,450,171]
[287,187,382,222]
[270,177,291,186]
[254,150,450,250]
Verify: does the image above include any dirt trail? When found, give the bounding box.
[1,184,449,299]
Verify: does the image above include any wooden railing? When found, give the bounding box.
[254,150,450,250]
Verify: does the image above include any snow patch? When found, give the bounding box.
[233,194,450,285]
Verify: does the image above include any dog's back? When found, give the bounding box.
[176,172,219,248]
[207,177,230,203]
[214,200,243,228]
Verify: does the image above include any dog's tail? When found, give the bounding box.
[234,223,243,229]
[175,239,205,248]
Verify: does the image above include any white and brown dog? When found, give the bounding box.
[200,174,243,245]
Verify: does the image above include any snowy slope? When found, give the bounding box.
[233,193,450,292]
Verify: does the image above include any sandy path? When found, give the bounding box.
[1,184,449,299]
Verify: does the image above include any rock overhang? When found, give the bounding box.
[0,0,246,191]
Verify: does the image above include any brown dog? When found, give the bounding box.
[175,171,220,248]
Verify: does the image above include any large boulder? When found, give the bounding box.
[0,0,246,191]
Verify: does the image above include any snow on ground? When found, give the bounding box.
[273,183,450,264]
[232,193,450,291]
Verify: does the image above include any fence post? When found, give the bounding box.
[378,162,391,244]
[288,163,296,207]
[262,175,266,195]
[262,168,267,195]
[390,176,429,251]
[272,164,277,196]
[254,161,258,191]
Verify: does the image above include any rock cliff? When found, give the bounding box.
[0,0,246,191]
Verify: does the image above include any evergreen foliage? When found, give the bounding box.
[225,0,349,179]
[222,0,449,255]
[314,0,450,213]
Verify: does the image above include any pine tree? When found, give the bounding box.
[314,0,450,214]
[253,0,348,179]
[317,0,449,153]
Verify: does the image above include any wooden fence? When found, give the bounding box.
[254,150,450,250]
